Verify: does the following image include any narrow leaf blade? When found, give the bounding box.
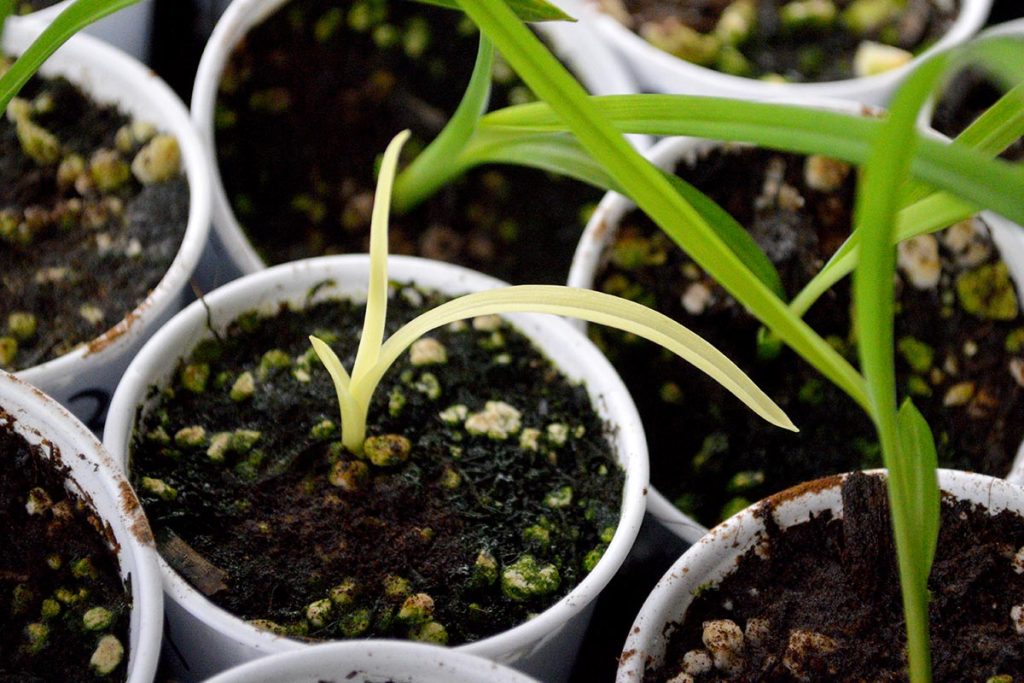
[896,399,940,578]
[0,0,141,110]
[351,130,410,387]
[369,285,797,432]
[663,172,784,299]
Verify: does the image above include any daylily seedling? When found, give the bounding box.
[309,130,796,456]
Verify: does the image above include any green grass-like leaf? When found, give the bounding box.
[481,93,1024,226]
[392,34,493,213]
[853,52,951,683]
[454,0,868,412]
[0,0,141,111]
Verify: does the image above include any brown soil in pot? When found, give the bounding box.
[592,145,1024,528]
[608,0,959,82]
[16,1,62,12]
[214,0,602,284]
[130,284,624,645]
[647,472,1024,681]
[0,408,130,682]
[0,69,189,371]
[932,66,1024,162]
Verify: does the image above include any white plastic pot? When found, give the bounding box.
[8,16,212,428]
[27,0,155,62]
[204,641,541,683]
[103,255,649,683]
[189,0,644,285]
[568,130,1024,542]
[575,0,992,105]
[617,469,1024,681]
[0,369,163,683]
[918,18,1024,138]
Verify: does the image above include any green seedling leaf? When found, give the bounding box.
[0,0,141,111]
[393,35,493,213]
[896,399,940,579]
[854,59,1023,664]
[0,0,14,38]
[454,0,869,412]
[412,0,573,22]
[481,93,1024,227]
[663,172,784,299]
[459,129,617,190]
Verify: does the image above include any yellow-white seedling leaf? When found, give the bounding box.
[358,286,796,432]
[309,335,366,452]
[351,130,412,391]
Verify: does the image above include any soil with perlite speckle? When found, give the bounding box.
[131,284,624,645]
[0,408,130,682]
[647,472,1024,681]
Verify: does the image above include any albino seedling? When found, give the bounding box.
[309,131,796,456]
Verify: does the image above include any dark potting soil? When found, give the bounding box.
[0,409,130,682]
[613,0,959,82]
[131,284,624,645]
[0,70,189,371]
[647,472,1024,681]
[17,1,62,12]
[214,0,602,284]
[932,66,1024,162]
[593,145,1024,528]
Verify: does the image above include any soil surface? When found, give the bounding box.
[932,66,1024,162]
[17,1,62,12]
[648,472,1024,681]
[131,284,623,645]
[612,0,959,82]
[215,0,602,284]
[0,70,189,370]
[593,145,1024,528]
[0,409,130,682]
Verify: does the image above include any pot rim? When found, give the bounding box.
[567,104,1024,542]
[616,468,1024,681]
[203,640,542,683]
[581,0,993,103]
[103,254,649,664]
[189,0,644,279]
[9,15,212,388]
[0,369,163,683]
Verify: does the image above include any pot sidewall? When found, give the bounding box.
[617,469,1024,681]
[203,641,541,683]
[581,0,992,105]
[0,371,162,683]
[104,255,649,681]
[9,16,212,427]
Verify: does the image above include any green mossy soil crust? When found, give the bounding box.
[611,0,959,82]
[593,145,1024,528]
[214,0,602,284]
[130,284,623,645]
[932,66,1024,162]
[0,409,130,682]
[647,472,1024,681]
[0,70,189,371]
